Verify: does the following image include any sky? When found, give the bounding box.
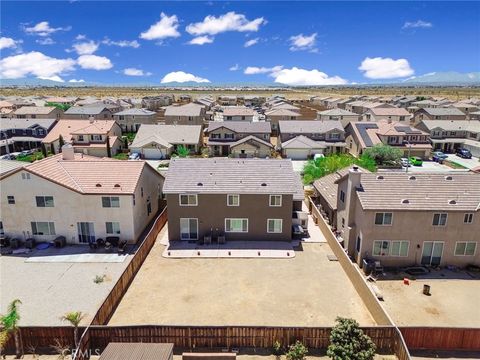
[0,1,479,86]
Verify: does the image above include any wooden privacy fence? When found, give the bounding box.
[90,208,168,325]
[3,326,78,352]
[400,327,480,351]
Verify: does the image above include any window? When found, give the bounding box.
[227,194,240,206]
[269,195,282,207]
[180,218,198,240]
[21,173,31,180]
[31,222,55,235]
[106,222,120,234]
[225,218,248,233]
[36,196,54,207]
[464,213,474,224]
[179,194,198,206]
[267,219,282,233]
[211,133,221,139]
[340,190,345,203]
[433,213,447,226]
[374,212,393,225]
[390,241,409,257]
[7,196,15,204]
[455,242,476,256]
[341,217,345,228]
[224,133,234,139]
[141,187,144,197]
[102,196,120,208]
[92,134,102,141]
[147,198,152,215]
[330,133,340,140]
[373,241,390,256]
[78,135,84,141]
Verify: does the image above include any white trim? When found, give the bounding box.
[454,241,477,256]
[227,194,240,207]
[463,213,474,224]
[267,218,283,233]
[269,194,282,207]
[179,194,198,206]
[225,218,248,233]
[421,241,445,266]
[180,218,198,240]
[432,213,448,226]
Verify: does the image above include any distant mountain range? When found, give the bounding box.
[1,71,479,88]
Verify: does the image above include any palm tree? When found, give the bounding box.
[175,145,190,158]
[61,311,85,348]
[0,299,23,359]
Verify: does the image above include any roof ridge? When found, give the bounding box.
[57,160,85,192]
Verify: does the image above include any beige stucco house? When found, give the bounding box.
[164,103,206,126]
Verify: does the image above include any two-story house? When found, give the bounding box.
[334,168,480,267]
[362,107,411,123]
[163,158,305,242]
[63,105,114,120]
[0,118,57,155]
[164,103,206,126]
[221,107,257,121]
[346,120,432,159]
[113,108,157,132]
[42,119,123,157]
[129,124,202,159]
[0,144,164,245]
[278,120,346,159]
[265,108,300,134]
[413,108,466,124]
[416,120,480,157]
[142,95,174,110]
[13,106,63,119]
[205,121,273,158]
[317,109,359,128]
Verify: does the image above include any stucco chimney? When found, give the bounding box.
[62,143,75,160]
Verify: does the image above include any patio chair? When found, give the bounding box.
[117,239,128,254]
[106,236,119,247]
[374,261,384,274]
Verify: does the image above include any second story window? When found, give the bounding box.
[21,173,31,180]
[7,196,15,204]
[36,196,54,207]
[375,212,392,226]
[211,133,221,139]
[102,196,120,208]
[227,194,240,206]
[269,195,282,207]
[179,194,197,206]
[432,213,447,226]
[464,213,474,224]
[78,135,84,141]
[92,134,102,141]
[340,190,345,203]
[224,133,234,139]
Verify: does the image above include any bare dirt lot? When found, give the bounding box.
[376,271,480,327]
[109,228,375,326]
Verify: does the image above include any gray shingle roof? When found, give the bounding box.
[64,105,110,115]
[113,109,156,116]
[130,124,202,148]
[164,103,204,117]
[281,135,327,149]
[357,172,480,211]
[207,121,271,134]
[163,158,304,200]
[279,120,344,134]
[419,120,480,133]
[421,108,465,116]
[1,118,57,131]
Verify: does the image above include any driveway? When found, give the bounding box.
[444,154,480,170]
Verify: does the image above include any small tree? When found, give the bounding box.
[106,136,112,157]
[286,340,308,360]
[58,135,65,151]
[123,136,129,149]
[61,311,85,348]
[363,144,402,166]
[50,143,55,154]
[327,317,376,360]
[41,143,48,158]
[0,299,23,359]
[175,145,190,158]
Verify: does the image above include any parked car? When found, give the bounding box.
[456,148,472,159]
[0,154,15,160]
[20,149,35,156]
[409,156,423,166]
[432,151,448,162]
[400,158,411,167]
[128,152,141,160]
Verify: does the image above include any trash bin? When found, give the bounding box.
[25,238,36,249]
[10,238,21,249]
[423,284,431,296]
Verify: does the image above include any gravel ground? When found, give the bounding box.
[0,250,132,326]
[109,228,375,326]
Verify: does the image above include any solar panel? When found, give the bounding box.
[356,123,378,147]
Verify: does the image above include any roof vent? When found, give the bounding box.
[401,199,410,204]
[95,183,102,187]
[409,176,416,180]
[261,183,267,187]
[114,184,121,188]
[448,199,457,205]
[445,176,453,181]
[197,182,203,186]
[376,175,384,180]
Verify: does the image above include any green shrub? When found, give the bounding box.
[327,317,376,360]
[286,341,308,360]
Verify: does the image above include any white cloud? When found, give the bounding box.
[244,65,283,75]
[123,67,152,76]
[36,37,55,45]
[69,78,85,83]
[0,51,75,79]
[38,75,64,82]
[160,71,210,83]
[76,34,87,40]
[244,38,259,48]
[102,38,140,48]
[0,37,20,50]
[229,64,240,71]
[359,57,414,79]
[72,40,99,55]
[271,67,348,86]
[23,21,71,36]
[77,55,112,70]
[289,33,317,52]
[188,36,214,45]
[186,12,266,36]
[402,20,432,29]
[140,13,180,40]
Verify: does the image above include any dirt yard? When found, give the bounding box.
[109,228,375,326]
[376,271,480,327]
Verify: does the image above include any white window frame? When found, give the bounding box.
[464,213,474,224]
[432,213,448,226]
[454,242,477,256]
[36,196,54,208]
[374,212,393,226]
[269,195,282,207]
[227,194,240,207]
[373,240,390,256]
[180,218,198,240]
[390,241,410,257]
[225,218,248,233]
[106,222,121,235]
[267,219,283,233]
[31,221,56,236]
[179,194,198,206]
[102,196,120,208]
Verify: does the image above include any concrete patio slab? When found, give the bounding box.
[25,253,128,263]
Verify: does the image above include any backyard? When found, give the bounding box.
[109,227,376,326]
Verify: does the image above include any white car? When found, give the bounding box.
[128,153,141,160]
[400,158,411,167]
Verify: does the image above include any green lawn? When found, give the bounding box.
[15,152,46,163]
[113,153,129,160]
